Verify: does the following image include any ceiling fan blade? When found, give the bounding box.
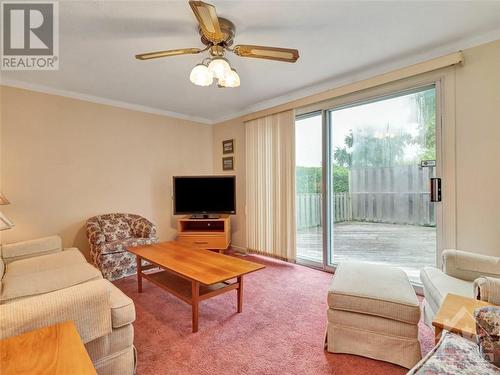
[233,45,299,63]
[189,1,223,43]
[135,48,202,60]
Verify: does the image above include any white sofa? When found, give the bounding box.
[0,235,136,375]
[420,249,500,327]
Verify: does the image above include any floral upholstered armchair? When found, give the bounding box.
[86,213,159,280]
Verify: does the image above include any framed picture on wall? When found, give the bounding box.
[222,139,234,154]
[222,156,234,171]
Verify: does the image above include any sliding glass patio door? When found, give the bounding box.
[328,86,438,283]
[295,85,440,283]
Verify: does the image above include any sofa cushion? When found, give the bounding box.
[85,324,134,363]
[106,281,135,328]
[98,214,133,242]
[5,248,86,277]
[420,267,473,312]
[0,279,112,343]
[92,345,135,375]
[1,251,102,302]
[328,262,420,324]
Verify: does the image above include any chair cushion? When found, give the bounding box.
[98,214,133,242]
[1,250,102,303]
[107,281,135,328]
[328,262,420,324]
[99,237,157,256]
[420,267,474,312]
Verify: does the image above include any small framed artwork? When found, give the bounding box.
[222,139,234,154]
[222,156,234,171]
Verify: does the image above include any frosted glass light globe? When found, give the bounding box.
[219,68,240,88]
[189,64,213,86]
[208,58,231,80]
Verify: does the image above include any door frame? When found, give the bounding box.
[295,110,326,269]
[295,69,457,281]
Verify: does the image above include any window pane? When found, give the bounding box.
[295,114,323,263]
[329,87,437,283]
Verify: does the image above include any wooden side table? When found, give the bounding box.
[0,321,96,375]
[432,293,495,344]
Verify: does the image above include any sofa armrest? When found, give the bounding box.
[0,235,62,264]
[0,279,112,344]
[131,217,157,239]
[474,276,500,304]
[442,249,500,282]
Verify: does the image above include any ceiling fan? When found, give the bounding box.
[135,0,300,88]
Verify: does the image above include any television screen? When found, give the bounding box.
[173,176,236,215]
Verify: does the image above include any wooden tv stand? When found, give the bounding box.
[177,215,231,253]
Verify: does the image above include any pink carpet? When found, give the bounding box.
[114,254,434,375]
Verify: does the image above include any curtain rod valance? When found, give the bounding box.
[241,51,464,123]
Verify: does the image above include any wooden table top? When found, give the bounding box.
[128,241,265,285]
[432,293,495,337]
[0,321,96,375]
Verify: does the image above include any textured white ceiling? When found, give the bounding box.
[2,1,500,123]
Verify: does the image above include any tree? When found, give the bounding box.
[412,89,436,160]
[295,166,349,193]
[333,130,353,168]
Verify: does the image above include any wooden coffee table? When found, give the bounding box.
[127,241,265,332]
[0,321,96,375]
[432,293,495,344]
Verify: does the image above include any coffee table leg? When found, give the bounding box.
[136,255,142,293]
[192,281,200,333]
[237,276,243,313]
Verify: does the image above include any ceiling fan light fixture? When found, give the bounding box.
[208,57,231,80]
[189,63,213,86]
[219,68,240,88]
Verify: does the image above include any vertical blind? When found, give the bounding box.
[245,110,296,261]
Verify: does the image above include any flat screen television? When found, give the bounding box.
[173,176,236,218]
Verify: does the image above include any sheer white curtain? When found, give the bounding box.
[245,110,296,261]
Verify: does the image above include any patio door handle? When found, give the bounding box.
[430,178,441,202]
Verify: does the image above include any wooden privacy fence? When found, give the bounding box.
[296,193,351,230]
[296,165,436,229]
[350,165,436,226]
[296,193,322,230]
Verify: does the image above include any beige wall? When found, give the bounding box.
[212,118,246,249]
[455,40,500,256]
[213,39,500,256]
[0,86,213,259]
[1,39,498,259]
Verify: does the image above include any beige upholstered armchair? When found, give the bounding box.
[0,235,136,375]
[421,249,500,326]
[86,213,159,281]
